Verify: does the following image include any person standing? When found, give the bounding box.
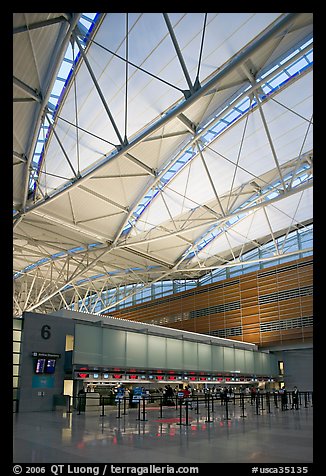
[291,385,299,410]
[281,387,288,410]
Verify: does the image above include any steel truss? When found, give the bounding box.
[13,13,313,317]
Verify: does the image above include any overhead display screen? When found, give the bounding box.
[34,357,57,374]
[45,359,56,374]
[35,358,46,374]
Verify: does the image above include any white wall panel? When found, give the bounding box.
[147,335,167,369]
[126,332,147,368]
[102,328,126,367]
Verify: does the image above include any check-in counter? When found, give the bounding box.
[85,392,100,411]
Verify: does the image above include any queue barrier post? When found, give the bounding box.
[224,393,231,421]
[177,398,183,425]
[142,396,147,421]
[100,395,105,417]
[196,395,200,414]
[260,393,264,412]
[206,393,213,422]
[137,398,141,420]
[116,398,121,419]
[185,399,190,426]
[240,393,246,418]
[159,396,163,418]
[266,392,271,414]
[123,396,127,415]
[255,392,260,415]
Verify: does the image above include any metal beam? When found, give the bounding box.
[163,13,194,94]
[72,30,124,147]
[13,151,27,163]
[254,91,287,190]
[124,153,156,176]
[45,112,78,179]
[13,76,42,102]
[241,63,286,190]
[196,140,225,216]
[13,15,69,34]
[77,184,129,213]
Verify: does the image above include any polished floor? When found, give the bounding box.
[13,399,313,464]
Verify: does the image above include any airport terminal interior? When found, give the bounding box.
[13,12,313,466]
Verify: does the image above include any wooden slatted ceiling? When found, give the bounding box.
[107,256,313,347]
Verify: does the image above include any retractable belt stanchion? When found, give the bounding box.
[177,398,183,425]
[116,398,121,419]
[205,393,213,422]
[260,392,264,412]
[196,395,199,414]
[224,394,231,421]
[211,393,215,413]
[137,399,141,420]
[100,395,105,417]
[122,396,127,415]
[304,392,308,408]
[240,393,246,418]
[255,393,260,415]
[159,396,163,418]
[142,396,147,421]
[185,399,190,426]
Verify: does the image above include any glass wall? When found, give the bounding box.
[73,322,278,376]
[73,225,312,314]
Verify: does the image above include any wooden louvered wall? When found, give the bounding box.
[106,256,313,348]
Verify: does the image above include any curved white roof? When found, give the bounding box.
[13,13,313,316]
